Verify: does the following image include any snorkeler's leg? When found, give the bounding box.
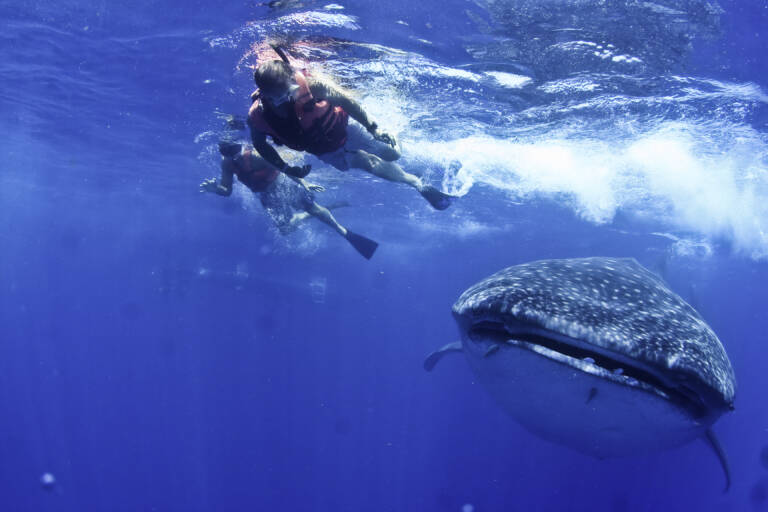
[306,202,378,259]
[306,202,347,236]
[288,211,312,225]
[288,201,351,228]
[373,135,401,162]
[348,150,421,189]
[347,150,456,210]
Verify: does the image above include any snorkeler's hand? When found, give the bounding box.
[284,164,311,179]
[199,178,220,193]
[371,127,397,148]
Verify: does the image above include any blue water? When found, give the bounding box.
[2,1,768,510]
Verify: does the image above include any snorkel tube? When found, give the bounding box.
[267,44,316,113]
[271,43,292,67]
[251,43,294,103]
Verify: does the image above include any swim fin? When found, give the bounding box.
[420,186,456,211]
[345,230,378,260]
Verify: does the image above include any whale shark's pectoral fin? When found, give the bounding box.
[424,342,463,372]
[705,428,731,493]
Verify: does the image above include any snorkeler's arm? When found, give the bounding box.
[308,78,397,147]
[251,129,287,169]
[217,160,234,195]
[200,159,234,196]
[250,129,311,178]
[291,176,325,193]
[308,79,374,130]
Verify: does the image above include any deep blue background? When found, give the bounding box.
[1,1,768,511]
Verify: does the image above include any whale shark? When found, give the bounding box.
[425,257,735,489]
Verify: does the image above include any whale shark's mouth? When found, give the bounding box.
[467,320,712,420]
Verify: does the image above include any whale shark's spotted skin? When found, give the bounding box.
[453,257,735,406]
[427,257,737,489]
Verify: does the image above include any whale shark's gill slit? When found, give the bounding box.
[468,322,709,418]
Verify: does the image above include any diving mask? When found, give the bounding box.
[262,83,299,107]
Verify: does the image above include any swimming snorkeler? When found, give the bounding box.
[200,141,379,260]
[247,45,457,211]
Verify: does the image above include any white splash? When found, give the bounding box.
[410,121,768,258]
[485,71,532,88]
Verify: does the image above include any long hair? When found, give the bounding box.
[253,59,293,93]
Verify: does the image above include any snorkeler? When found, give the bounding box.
[200,141,379,260]
[246,45,456,211]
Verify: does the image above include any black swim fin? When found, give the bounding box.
[420,186,456,211]
[345,231,378,260]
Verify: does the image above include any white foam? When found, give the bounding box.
[485,71,532,88]
[207,11,360,48]
[409,122,768,258]
[271,11,360,31]
[539,77,600,94]
[354,56,482,83]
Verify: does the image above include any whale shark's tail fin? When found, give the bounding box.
[345,230,378,260]
[705,428,731,493]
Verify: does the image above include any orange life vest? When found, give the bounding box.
[234,149,279,192]
[248,71,349,155]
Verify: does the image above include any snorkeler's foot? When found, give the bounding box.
[420,185,457,211]
[344,230,379,260]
